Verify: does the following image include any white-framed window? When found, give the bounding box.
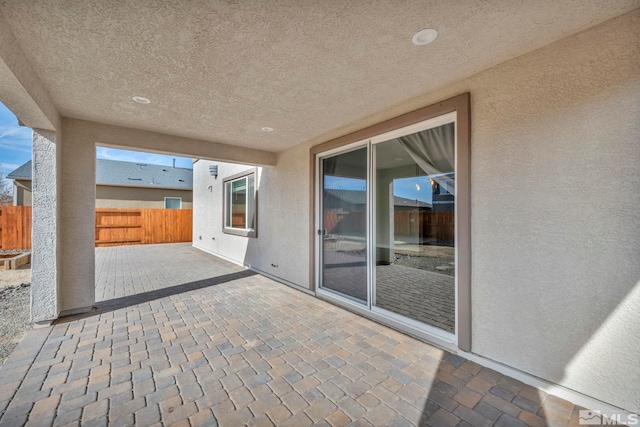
[164,197,182,209]
[223,168,257,237]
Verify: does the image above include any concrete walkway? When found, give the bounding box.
[0,243,586,426]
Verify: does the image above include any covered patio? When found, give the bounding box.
[0,244,583,426]
[1,1,638,419]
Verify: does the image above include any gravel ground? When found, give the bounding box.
[0,263,32,366]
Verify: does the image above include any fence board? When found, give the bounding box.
[95,208,143,246]
[394,210,454,243]
[0,206,191,249]
[96,208,192,247]
[323,209,454,243]
[0,207,454,249]
[0,206,32,250]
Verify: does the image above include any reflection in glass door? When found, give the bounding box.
[316,115,457,339]
[319,147,368,304]
[373,122,456,333]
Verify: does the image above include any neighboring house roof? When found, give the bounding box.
[6,161,31,180]
[7,159,193,190]
[324,189,431,209]
[324,189,366,206]
[393,196,431,209]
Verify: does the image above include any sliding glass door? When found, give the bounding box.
[319,146,369,304]
[317,113,457,340]
[372,120,456,334]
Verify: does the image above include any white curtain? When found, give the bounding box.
[397,122,455,195]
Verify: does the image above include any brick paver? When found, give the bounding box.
[0,243,588,426]
[322,237,455,333]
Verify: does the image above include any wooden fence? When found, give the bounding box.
[324,209,454,243]
[95,208,193,247]
[394,210,454,243]
[0,206,192,250]
[0,206,32,250]
[324,210,366,234]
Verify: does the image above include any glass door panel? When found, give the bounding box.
[320,147,368,304]
[373,122,456,333]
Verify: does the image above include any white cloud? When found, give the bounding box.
[0,125,31,142]
[0,129,20,138]
[0,124,32,154]
[0,163,20,175]
[0,141,31,153]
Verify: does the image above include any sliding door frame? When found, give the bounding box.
[310,93,471,351]
[315,140,371,307]
[369,111,458,344]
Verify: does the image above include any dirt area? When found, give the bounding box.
[0,263,31,288]
[394,244,455,276]
[393,254,455,276]
[0,262,32,366]
[393,243,454,258]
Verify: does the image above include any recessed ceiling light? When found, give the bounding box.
[261,127,274,132]
[412,29,438,46]
[132,96,151,104]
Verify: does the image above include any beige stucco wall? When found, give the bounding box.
[95,185,192,208]
[193,143,310,290]
[0,11,60,132]
[59,121,96,314]
[11,181,191,208]
[193,10,640,412]
[428,10,640,413]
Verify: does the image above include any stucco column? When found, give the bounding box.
[31,129,61,323]
[59,121,96,315]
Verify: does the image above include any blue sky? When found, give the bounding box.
[393,176,432,203]
[0,102,31,176]
[0,101,192,177]
[95,147,193,169]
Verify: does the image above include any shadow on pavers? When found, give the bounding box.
[57,270,257,324]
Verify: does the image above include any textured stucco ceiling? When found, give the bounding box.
[1,1,637,152]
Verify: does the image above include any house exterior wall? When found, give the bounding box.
[193,141,311,291]
[193,11,640,412]
[59,120,96,315]
[13,180,32,206]
[433,10,640,413]
[11,181,191,208]
[95,185,192,208]
[193,162,257,263]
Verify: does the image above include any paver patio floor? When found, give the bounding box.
[322,237,455,333]
[0,243,587,426]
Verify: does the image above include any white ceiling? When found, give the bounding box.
[1,1,637,152]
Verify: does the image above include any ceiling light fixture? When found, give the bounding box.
[412,29,438,46]
[261,127,274,132]
[132,96,151,104]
